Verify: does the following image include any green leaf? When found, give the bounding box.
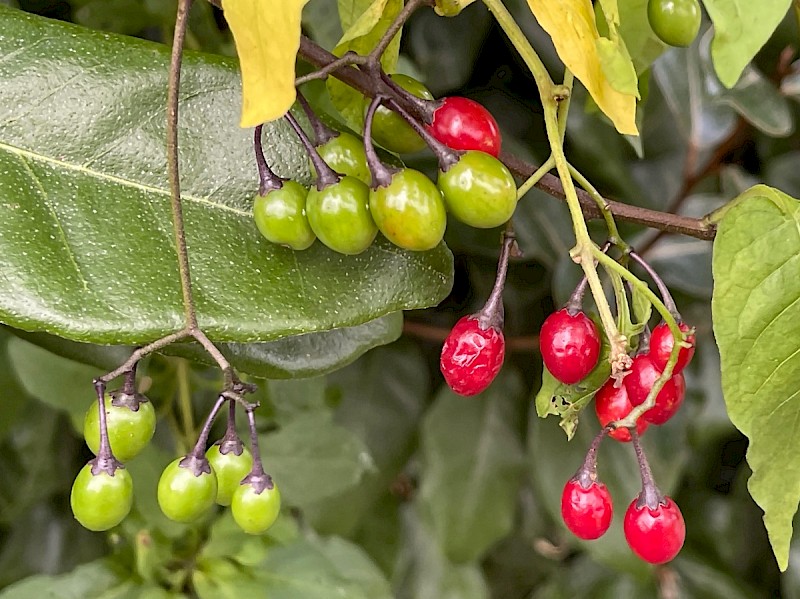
[0,329,28,440]
[704,0,791,88]
[417,369,526,563]
[7,336,100,431]
[0,7,452,345]
[616,0,665,75]
[328,0,402,131]
[262,411,375,509]
[711,184,800,571]
[0,560,122,598]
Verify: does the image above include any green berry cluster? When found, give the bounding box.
[252,77,517,255]
[70,388,279,536]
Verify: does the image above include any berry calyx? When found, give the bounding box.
[368,168,446,251]
[561,478,613,540]
[157,455,218,523]
[84,391,156,462]
[428,97,502,157]
[647,0,701,48]
[305,176,377,255]
[539,308,602,385]
[440,315,505,396]
[624,353,686,425]
[231,473,282,535]
[623,495,686,564]
[253,181,315,251]
[70,460,133,531]
[437,150,517,228]
[649,321,696,374]
[366,74,434,154]
[594,379,648,442]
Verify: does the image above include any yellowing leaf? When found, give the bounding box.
[527,0,638,135]
[223,0,309,128]
[433,0,477,17]
[339,0,390,44]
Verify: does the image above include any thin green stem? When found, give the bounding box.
[568,162,627,250]
[516,156,554,199]
[483,0,627,372]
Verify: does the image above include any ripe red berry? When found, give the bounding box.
[623,496,686,564]
[428,97,502,157]
[539,309,601,385]
[624,354,686,425]
[440,315,505,396]
[594,378,648,442]
[561,478,613,540]
[649,321,696,374]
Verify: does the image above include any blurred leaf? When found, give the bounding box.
[529,554,656,598]
[303,0,344,49]
[304,342,429,535]
[263,411,375,509]
[7,337,100,432]
[526,0,638,134]
[704,0,791,88]
[766,151,800,199]
[328,0,402,130]
[201,511,298,567]
[652,40,737,151]
[615,0,665,74]
[513,189,573,270]
[394,504,490,599]
[673,556,762,598]
[0,560,123,598]
[0,329,27,440]
[0,8,452,345]
[418,369,526,563]
[74,0,152,34]
[711,184,800,571]
[222,0,307,126]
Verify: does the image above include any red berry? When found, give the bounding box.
[440,315,505,396]
[539,309,601,385]
[428,97,502,157]
[594,378,648,442]
[561,478,613,540]
[649,321,695,374]
[623,496,686,564]
[624,354,686,425]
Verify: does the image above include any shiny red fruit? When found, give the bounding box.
[440,315,505,396]
[561,478,613,540]
[649,321,696,374]
[594,378,648,442]
[624,496,686,564]
[428,97,502,157]
[624,354,686,425]
[540,309,601,385]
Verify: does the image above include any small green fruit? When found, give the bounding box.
[306,176,377,254]
[253,181,315,250]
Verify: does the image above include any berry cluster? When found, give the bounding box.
[70,370,279,535]
[253,78,513,255]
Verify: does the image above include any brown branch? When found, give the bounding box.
[295,35,717,241]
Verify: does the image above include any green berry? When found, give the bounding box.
[70,462,133,531]
[206,444,253,506]
[366,74,434,154]
[369,169,446,251]
[157,457,218,523]
[84,396,156,462]
[314,132,371,184]
[647,0,701,48]
[231,478,281,535]
[306,176,377,255]
[253,181,315,250]
[437,150,518,228]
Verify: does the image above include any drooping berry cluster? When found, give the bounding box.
[70,369,279,535]
[252,79,513,255]
[560,428,686,564]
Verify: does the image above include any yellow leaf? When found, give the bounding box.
[339,0,390,44]
[433,0,477,17]
[527,0,638,135]
[223,0,310,128]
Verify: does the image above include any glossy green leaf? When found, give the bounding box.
[704,0,791,88]
[0,7,452,345]
[328,0,402,131]
[711,184,800,571]
[417,369,525,563]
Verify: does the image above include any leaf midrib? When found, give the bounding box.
[0,139,250,218]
